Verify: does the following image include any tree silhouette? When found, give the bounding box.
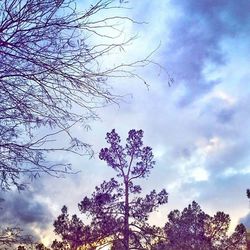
[53,205,92,250]
[0,226,32,249]
[54,129,168,249]
[222,224,247,250]
[153,201,246,250]
[35,243,51,250]
[0,0,149,190]
[17,246,28,250]
[79,129,168,249]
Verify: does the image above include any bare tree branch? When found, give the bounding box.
[0,0,156,190]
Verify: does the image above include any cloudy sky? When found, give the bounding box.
[1,0,250,245]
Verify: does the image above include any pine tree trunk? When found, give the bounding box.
[124,179,129,250]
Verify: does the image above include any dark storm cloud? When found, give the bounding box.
[164,0,250,105]
[0,188,52,238]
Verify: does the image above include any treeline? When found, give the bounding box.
[26,201,245,250]
[15,130,247,250]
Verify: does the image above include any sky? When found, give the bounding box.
[1,0,250,245]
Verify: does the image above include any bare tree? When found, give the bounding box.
[0,226,32,249]
[0,0,150,190]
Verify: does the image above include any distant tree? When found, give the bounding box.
[0,0,151,190]
[53,205,92,250]
[164,201,213,249]
[153,201,246,250]
[35,243,51,250]
[17,243,51,250]
[50,240,71,250]
[17,246,27,250]
[53,193,116,249]
[0,226,32,248]
[77,129,168,249]
[222,223,247,250]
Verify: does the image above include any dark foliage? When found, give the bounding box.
[153,201,246,250]
[53,205,92,250]
[35,244,51,250]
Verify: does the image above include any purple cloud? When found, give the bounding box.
[161,0,250,105]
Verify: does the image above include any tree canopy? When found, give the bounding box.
[153,201,246,250]
[53,129,168,250]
